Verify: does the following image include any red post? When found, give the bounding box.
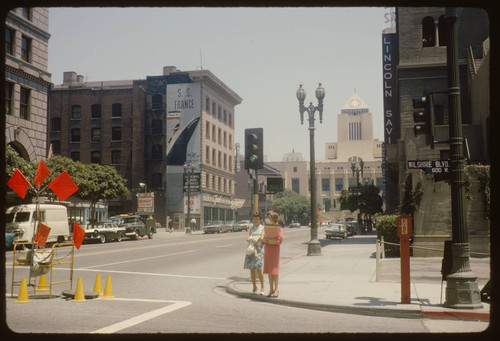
[397,214,413,304]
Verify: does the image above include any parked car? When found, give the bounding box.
[236,220,252,231]
[288,222,301,228]
[325,222,348,240]
[346,221,357,236]
[231,221,248,232]
[84,222,126,243]
[116,215,154,239]
[203,221,231,234]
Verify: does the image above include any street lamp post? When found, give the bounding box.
[297,83,325,256]
[443,8,482,309]
[183,163,193,234]
[350,159,364,234]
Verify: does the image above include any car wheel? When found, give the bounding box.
[116,233,122,242]
[100,234,106,244]
[132,231,139,240]
[148,231,153,239]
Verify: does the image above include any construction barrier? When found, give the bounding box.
[11,241,75,299]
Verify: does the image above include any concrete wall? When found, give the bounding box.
[412,171,489,257]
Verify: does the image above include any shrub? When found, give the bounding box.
[375,215,399,257]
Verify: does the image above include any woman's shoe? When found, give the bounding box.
[271,291,279,298]
[266,291,274,297]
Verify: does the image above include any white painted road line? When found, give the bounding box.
[74,268,226,280]
[81,249,198,269]
[91,299,192,334]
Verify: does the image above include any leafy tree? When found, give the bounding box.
[272,190,310,225]
[338,183,383,229]
[78,163,129,226]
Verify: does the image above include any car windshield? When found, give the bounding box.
[123,217,137,223]
[15,212,31,222]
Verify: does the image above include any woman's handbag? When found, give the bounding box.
[246,242,256,256]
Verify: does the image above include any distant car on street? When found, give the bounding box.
[288,222,301,228]
[345,221,357,236]
[325,222,348,240]
[84,222,126,243]
[115,215,154,239]
[236,220,252,231]
[203,221,231,234]
[231,221,248,232]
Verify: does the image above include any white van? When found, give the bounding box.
[5,204,70,245]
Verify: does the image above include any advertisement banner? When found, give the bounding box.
[166,82,201,212]
[382,29,399,144]
[166,83,201,169]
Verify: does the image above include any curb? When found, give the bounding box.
[226,281,490,321]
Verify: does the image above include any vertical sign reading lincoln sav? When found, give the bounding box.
[382,27,399,144]
[166,83,201,212]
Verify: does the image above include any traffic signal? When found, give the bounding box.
[244,128,263,170]
[412,90,435,149]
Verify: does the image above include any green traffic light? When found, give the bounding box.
[249,155,258,162]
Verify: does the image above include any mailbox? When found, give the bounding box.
[397,214,413,239]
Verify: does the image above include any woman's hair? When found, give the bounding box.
[267,211,279,223]
[252,211,262,220]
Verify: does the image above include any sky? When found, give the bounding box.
[48,7,394,162]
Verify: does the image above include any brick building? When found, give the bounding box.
[48,66,241,227]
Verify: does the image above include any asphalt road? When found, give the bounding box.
[4,227,489,334]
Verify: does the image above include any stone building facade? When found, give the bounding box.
[5,8,51,162]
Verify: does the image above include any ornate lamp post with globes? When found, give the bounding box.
[296,83,325,256]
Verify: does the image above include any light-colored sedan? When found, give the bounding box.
[84,222,126,243]
[325,222,348,240]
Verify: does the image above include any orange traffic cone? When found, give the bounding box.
[16,278,30,303]
[72,277,87,302]
[102,275,114,298]
[93,273,103,295]
[36,274,49,292]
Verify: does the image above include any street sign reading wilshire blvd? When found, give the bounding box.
[407,160,450,174]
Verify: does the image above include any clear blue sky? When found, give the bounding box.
[48,7,393,161]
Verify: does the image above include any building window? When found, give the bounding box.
[223,131,227,147]
[223,153,227,170]
[205,146,210,163]
[229,134,232,149]
[112,103,122,117]
[71,105,81,120]
[91,104,101,118]
[20,87,30,120]
[228,112,233,127]
[335,178,344,191]
[91,128,101,141]
[5,28,14,55]
[91,151,100,164]
[206,122,210,139]
[21,35,31,63]
[293,166,297,172]
[152,119,162,134]
[422,16,436,47]
[376,177,383,190]
[218,106,222,120]
[5,82,14,115]
[322,178,330,192]
[152,94,162,110]
[71,151,80,161]
[292,178,300,194]
[206,97,210,113]
[212,102,216,117]
[218,128,222,145]
[111,150,121,164]
[112,127,121,141]
[218,151,222,168]
[51,140,61,154]
[212,125,216,142]
[223,110,227,124]
[152,144,162,159]
[229,156,232,171]
[152,173,162,188]
[71,128,81,142]
[22,8,32,20]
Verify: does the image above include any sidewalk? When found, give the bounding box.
[226,232,490,321]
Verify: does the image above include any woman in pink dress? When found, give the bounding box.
[262,211,283,297]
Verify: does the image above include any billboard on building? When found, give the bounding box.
[166,83,201,212]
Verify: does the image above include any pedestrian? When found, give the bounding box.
[262,211,283,298]
[243,211,265,295]
[168,219,173,233]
